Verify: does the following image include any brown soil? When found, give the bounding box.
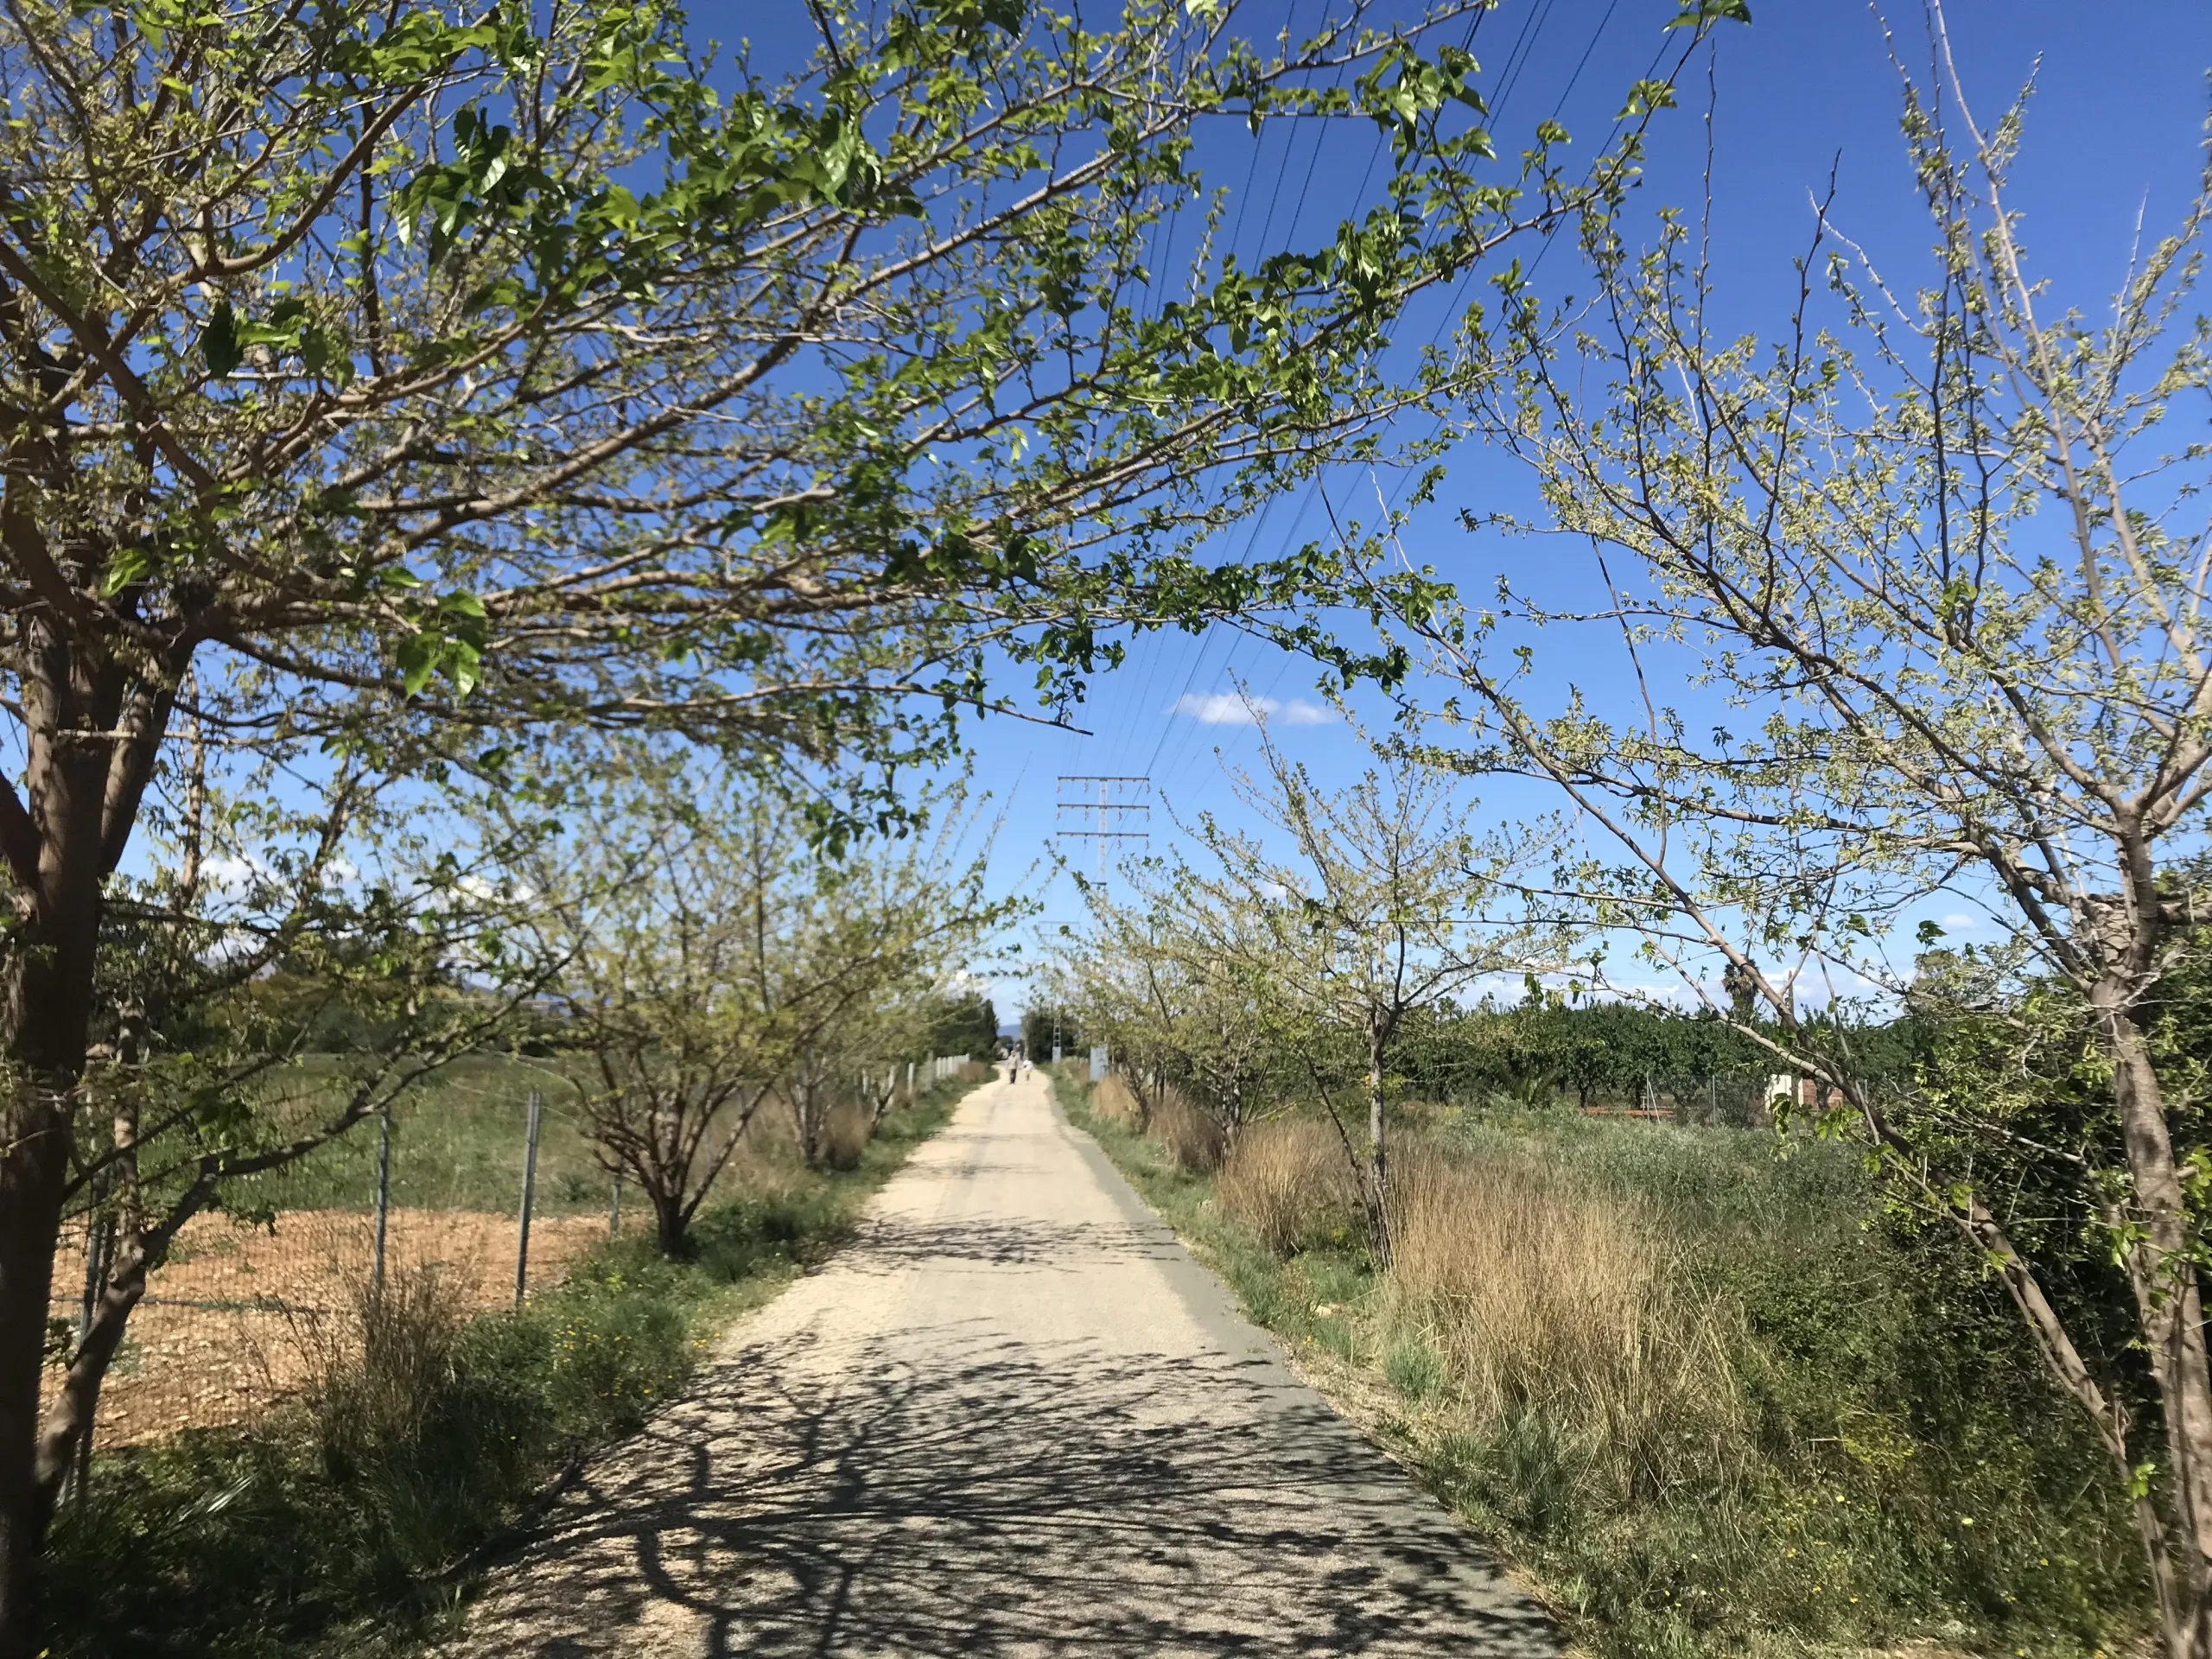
[46,1207,609,1448]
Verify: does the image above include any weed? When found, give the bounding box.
[1151,1087,1224,1174]
[822,1100,872,1171]
[1383,1332,1446,1402]
[1216,1117,1360,1255]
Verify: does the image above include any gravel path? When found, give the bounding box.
[440,1071,1560,1657]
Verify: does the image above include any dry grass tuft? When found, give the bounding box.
[821,1100,874,1171]
[1090,1071,1143,1126]
[1217,1117,1363,1255]
[1151,1085,1224,1174]
[308,1266,466,1470]
[1385,1141,1743,1501]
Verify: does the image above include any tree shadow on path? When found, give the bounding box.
[446,1207,1560,1657]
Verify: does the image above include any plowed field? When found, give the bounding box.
[47,1207,609,1446]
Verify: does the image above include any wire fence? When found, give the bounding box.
[46,1056,620,1451]
[1397,1064,1810,1129]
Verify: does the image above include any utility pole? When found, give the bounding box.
[1055,774,1150,880]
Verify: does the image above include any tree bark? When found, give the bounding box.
[2096,987,2212,1657]
[652,1189,688,1256]
[0,618,135,1657]
[1364,1025,1390,1266]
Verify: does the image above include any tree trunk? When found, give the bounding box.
[0,1078,73,1659]
[788,1065,824,1170]
[652,1188,689,1256]
[0,620,137,1657]
[2096,986,2212,1657]
[1365,1028,1390,1266]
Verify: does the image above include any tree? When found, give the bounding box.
[1144,721,1565,1252]
[1376,20,2212,1653]
[0,0,1716,1628]
[516,750,1009,1241]
[1064,880,1281,1149]
[39,756,552,1540]
[514,756,785,1254]
[922,991,999,1062]
[1020,1004,1080,1062]
[1051,893,1195,1131]
[772,808,1014,1167]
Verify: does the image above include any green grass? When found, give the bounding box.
[38,1075,976,1659]
[1052,1068,2148,1659]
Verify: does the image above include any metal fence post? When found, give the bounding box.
[69,1204,111,1505]
[609,1169,622,1236]
[372,1101,393,1295]
[515,1089,543,1306]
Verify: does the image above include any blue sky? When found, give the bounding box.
[684,3,2212,1019]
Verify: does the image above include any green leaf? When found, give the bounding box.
[100,543,158,597]
[200,300,242,377]
[1667,0,1751,28]
[396,632,437,696]
[446,639,482,698]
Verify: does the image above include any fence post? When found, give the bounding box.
[372,1101,393,1296]
[68,1205,111,1505]
[1707,1075,1718,1122]
[609,1170,622,1236]
[515,1089,543,1306]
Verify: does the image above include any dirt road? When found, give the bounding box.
[444,1071,1560,1657]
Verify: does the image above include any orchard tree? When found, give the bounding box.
[43,753,556,1522]
[1147,720,1567,1253]
[1068,880,1279,1149]
[772,802,1015,1167]
[514,750,1010,1245]
[1052,891,1196,1131]
[1376,16,2212,1652]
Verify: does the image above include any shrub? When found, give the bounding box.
[310,1267,467,1479]
[1090,1071,1142,1126]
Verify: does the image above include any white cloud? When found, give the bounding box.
[1940,913,1977,930]
[1171,691,1334,727]
[202,853,256,893]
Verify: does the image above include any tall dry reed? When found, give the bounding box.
[821,1099,874,1171]
[1090,1071,1143,1127]
[1216,1117,1363,1255]
[1384,1143,1744,1503]
[1150,1085,1224,1174]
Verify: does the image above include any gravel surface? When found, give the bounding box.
[441,1071,1561,1658]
